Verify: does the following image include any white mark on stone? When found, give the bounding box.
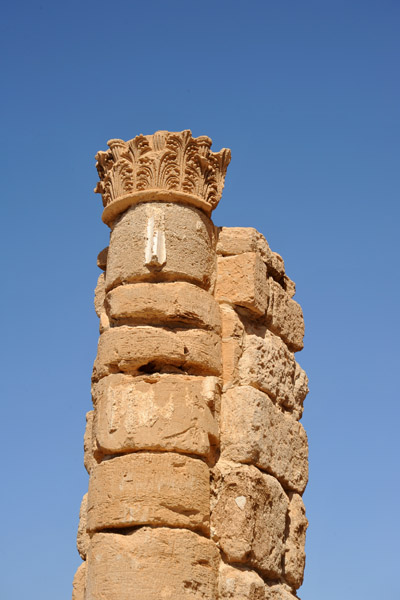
[235,495,247,510]
[145,207,166,269]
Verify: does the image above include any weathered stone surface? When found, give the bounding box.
[239,330,308,416]
[262,249,285,281]
[284,493,308,589]
[106,281,221,332]
[264,584,298,599]
[217,227,260,256]
[92,373,219,459]
[211,461,288,578]
[220,303,245,340]
[97,246,108,271]
[72,562,86,600]
[221,338,242,387]
[220,304,245,387]
[99,311,110,333]
[87,452,210,534]
[239,329,294,404]
[92,325,184,377]
[220,386,308,493]
[179,329,222,374]
[94,273,110,332]
[92,325,222,380]
[84,411,99,474]
[216,253,268,316]
[283,275,296,298]
[293,363,309,420]
[217,227,285,280]
[219,563,266,599]
[85,528,219,600]
[219,562,303,599]
[256,237,285,281]
[266,279,304,352]
[94,273,106,318]
[105,202,216,291]
[77,493,89,560]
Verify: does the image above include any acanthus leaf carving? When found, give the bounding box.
[95,130,231,222]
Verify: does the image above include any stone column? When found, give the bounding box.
[73,130,230,600]
[72,130,310,600]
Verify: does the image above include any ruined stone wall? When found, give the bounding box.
[213,227,309,599]
[72,131,309,600]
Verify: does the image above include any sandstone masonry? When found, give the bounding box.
[73,130,309,600]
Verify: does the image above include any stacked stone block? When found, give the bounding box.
[214,227,309,599]
[72,131,309,599]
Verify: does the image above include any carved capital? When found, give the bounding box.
[95,130,231,225]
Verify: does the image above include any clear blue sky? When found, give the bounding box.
[1,1,399,598]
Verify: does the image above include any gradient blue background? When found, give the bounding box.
[1,1,399,598]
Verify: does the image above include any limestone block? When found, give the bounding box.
[293,363,309,420]
[92,326,221,380]
[179,329,222,375]
[85,528,219,600]
[94,273,106,318]
[99,311,110,333]
[87,452,210,534]
[94,273,110,333]
[220,386,308,493]
[264,584,298,600]
[220,304,244,387]
[239,330,295,406]
[211,461,288,578]
[266,279,304,352]
[216,227,285,280]
[72,562,86,600]
[220,303,245,340]
[106,281,221,332]
[262,250,285,281]
[215,253,268,316]
[92,373,219,459]
[84,411,99,474]
[77,493,89,560]
[283,275,296,298]
[239,330,308,415]
[105,202,216,291]
[217,227,260,256]
[221,338,242,387]
[219,563,266,599]
[97,246,108,271]
[284,493,308,589]
[256,238,286,281]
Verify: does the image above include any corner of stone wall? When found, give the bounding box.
[213,226,309,599]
